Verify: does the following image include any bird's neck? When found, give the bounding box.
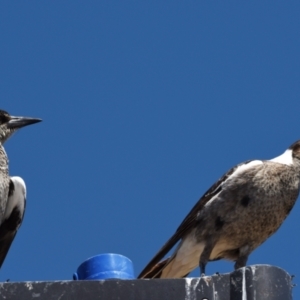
[0,145,8,174]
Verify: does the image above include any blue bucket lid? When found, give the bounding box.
[73,253,135,280]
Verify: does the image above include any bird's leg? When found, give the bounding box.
[199,241,215,277]
[234,256,248,270]
[200,261,206,276]
[234,245,250,270]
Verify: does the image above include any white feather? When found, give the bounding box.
[205,160,263,208]
[4,176,26,221]
[230,160,263,178]
[269,149,293,165]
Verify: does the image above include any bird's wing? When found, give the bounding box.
[0,177,26,268]
[138,159,262,278]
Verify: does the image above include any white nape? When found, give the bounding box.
[269,149,293,166]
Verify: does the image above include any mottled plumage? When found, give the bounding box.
[0,109,41,267]
[139,141,300,278]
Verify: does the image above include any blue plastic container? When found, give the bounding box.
[73,253,135,280]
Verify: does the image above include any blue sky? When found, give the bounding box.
[0,1,300,297]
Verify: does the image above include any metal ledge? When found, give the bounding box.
[0,265,293,300]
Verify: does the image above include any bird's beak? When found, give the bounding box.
[7,116,42,129]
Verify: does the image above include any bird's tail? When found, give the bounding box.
[139,235,205,278]
[138,259,169,278]
[139,256,191,278]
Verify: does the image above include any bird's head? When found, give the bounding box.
[0,110,42,144]
[289,140,300,161]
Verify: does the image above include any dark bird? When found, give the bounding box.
[0,110,41,267]
[139,141,300,278]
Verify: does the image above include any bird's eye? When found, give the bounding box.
[0,111,10,124]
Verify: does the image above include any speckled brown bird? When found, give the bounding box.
[0,110,41,267]
[139,141,300,278]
